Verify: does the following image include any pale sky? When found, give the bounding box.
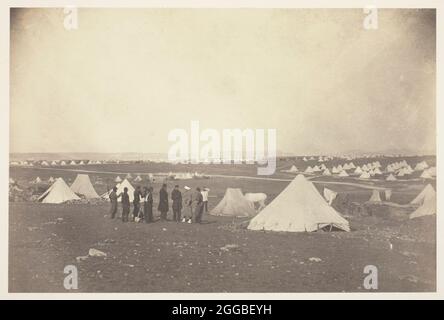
[10,8,436,155]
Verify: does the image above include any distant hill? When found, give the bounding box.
[9,152,168,161]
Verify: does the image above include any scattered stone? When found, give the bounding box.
[309,257,322,263]
[76,255,89,262]
[220,244,240,252]
[89,248,107,257]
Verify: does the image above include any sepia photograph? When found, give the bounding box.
[5,3,438,295]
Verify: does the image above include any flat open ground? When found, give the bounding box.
[9,157,436,292]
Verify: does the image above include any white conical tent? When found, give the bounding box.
[322,168,331,176]
[70,174,99,198]
[410,195,436,219]
[70,160,76,165]
[289,165,298,172]
[48,176,55,183]
[354,166,363,174]
[248,174,350,232]
[60,161,67,166]
[115,176,122,183]
[102,178,135,202]
[51,161,57,166]
[125,173,133,179]
[41,161,49,166]
[427,167,436,177]
[134,175,142,182]
[414,161,429,171]
[368,190,382,202]
[386,174,397,181]
[33,177,42,183]
[410,184,436,205]
[38,178,80,204]
[304,166,313,173]
[373,168,382,175]
[210,188,256,217]
[359,172,370,179]
[420,170,433,179]
[338,170,349,177]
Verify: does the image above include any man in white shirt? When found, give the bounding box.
[201,187,210,213]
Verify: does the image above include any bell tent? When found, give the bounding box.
[247,174,350,232]
[38,178,80,204]
[70,174,99,198]
[102,179,135,203]
[210,188,256,217]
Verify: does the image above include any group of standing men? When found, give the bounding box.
[108,184,210,224]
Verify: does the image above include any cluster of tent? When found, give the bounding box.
[283,159,436,182]
[114,173,154,183]
[11,160,105,166]
[361,184,435,219]
[210,173,436,233]
[352,162,383,179]
[385,160,435,180]
[31,169,436,232]
[170,172,194,180]
[10,160,34,166]
[411,161,436,180]
[386,160,414,177]
[210,174,350,232]
[302,156,334,162]
[38,174,100,204]
[29,176,57,184]
[53,160,103,166]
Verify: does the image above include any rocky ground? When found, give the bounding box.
[9,202,435,292]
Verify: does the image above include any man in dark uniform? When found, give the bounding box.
[192,187,204,223]
[171,185,183,222]
[133,186,142,221]
[158,184,169,221]
[143,186,154,223]
[109,186,119,219]
[121,187,130,222]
